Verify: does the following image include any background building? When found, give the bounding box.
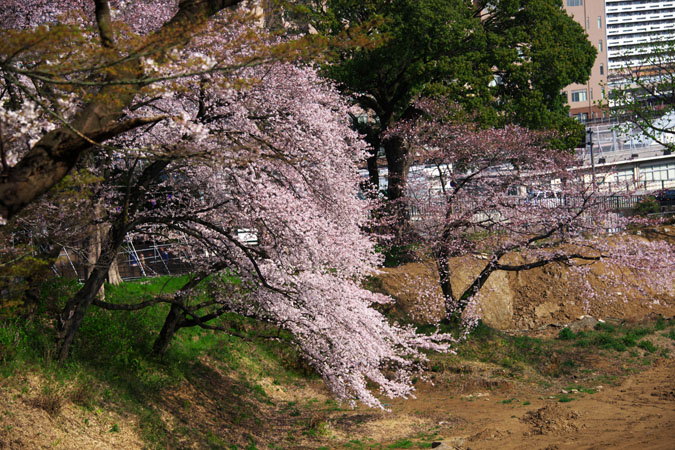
[605,0,675,72]
[563,0,609,120]
[562,0,675,120]
[562,0,675,193]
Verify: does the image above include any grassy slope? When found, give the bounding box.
[0,277,319,449]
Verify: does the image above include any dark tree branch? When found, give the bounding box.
[495,253,600,271]
[0,0,245,222]
[94,0,115,48]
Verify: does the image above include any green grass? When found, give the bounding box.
[421,317,673,387]
[0,276,308,449]
[637,340,657,353]
[456,323,547,363]
[556,319,668,354]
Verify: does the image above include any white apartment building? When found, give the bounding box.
[605,0,675,72]
[562,0,675,120]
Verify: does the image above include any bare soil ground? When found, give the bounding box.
[274,325,675,450]
[338,352,675,450]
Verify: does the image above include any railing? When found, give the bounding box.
[53,240,194,282]
[408,192,666,235]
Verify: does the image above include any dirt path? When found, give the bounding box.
[351,357,675,450]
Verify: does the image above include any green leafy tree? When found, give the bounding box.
[313,0,487,203]
[310,0,596,204]
[478,0,596,146]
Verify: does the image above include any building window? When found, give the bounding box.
[600,64,604,75]
[567,0,582,6]
[591,88,593,100]
[586,17,589,29]
[571,89,587,102]
[597,16,602,29]
[614,168,634,184]
[598,40,603,52]
[640,163,675,181]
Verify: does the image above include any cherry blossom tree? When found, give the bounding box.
[0,0,276,222]
[1,1,455,408]
[0,0,252,312]
[57,62,452,407]
[0,167,100,316]
[389,97,675,321]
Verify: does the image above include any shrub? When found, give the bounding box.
[558,328,575,340]
[633,196,660,216]
[637,340,656,353]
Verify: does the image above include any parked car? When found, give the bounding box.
[655,189,675,207]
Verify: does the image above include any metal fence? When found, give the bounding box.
[53,240,193,282]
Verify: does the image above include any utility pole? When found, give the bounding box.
[587,128,596,189]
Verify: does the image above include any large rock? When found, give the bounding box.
[448,256,514,330]
[375,257,515,329]
[568,315,599,333]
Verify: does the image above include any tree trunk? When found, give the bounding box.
[364,132,381,194]
[108,259,123,285]
[57,222,126,362]
[434,247,457,319]
[383,134,412,240]
[85,203,105,300]
[152,303,184,355]
[151,267,225,354]
[449,258,499,319]
[383,134,410,202]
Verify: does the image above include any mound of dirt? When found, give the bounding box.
[373,263,446,324]
[375,235,675,330]
[521,404,583,436]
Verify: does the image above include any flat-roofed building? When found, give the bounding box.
[563,0,609,121]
